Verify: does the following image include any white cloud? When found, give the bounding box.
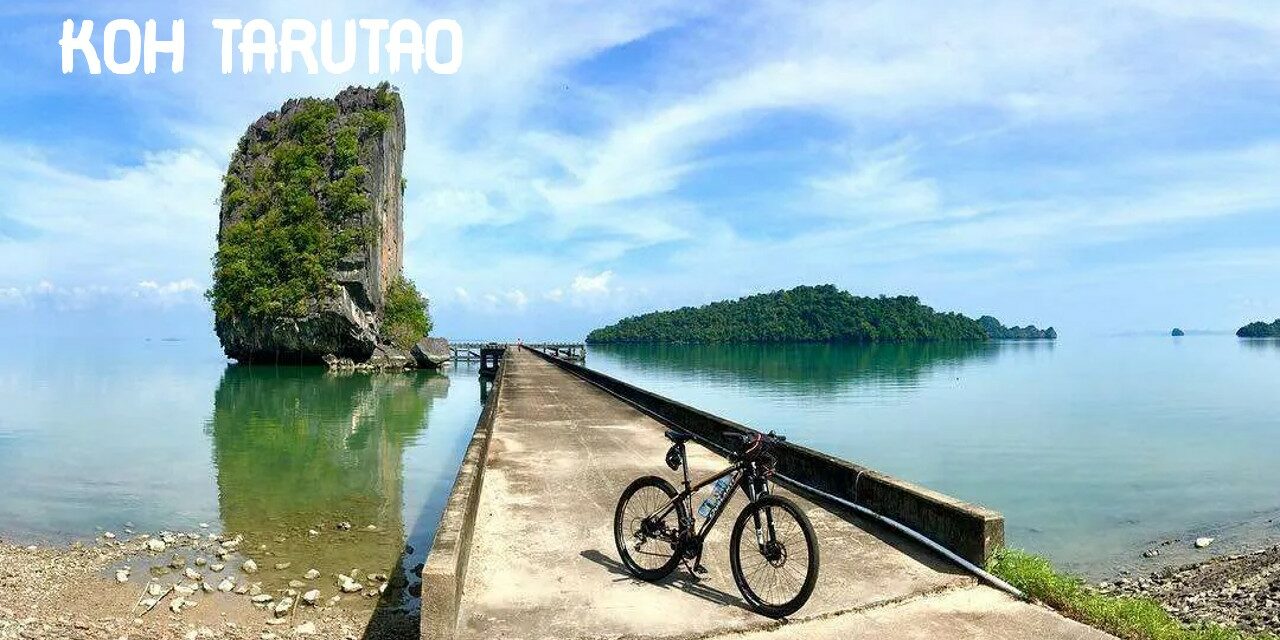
[136,279,201,295]
[0,287,24,307]
[0,145,221,288]
[0,278,206,310]
[571,271,614,295]
[504,289,529,310]
[5,0,1280,337]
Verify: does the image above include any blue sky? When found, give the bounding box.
[2,0,1279,341]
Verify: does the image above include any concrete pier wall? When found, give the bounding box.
[524,346,1004,565]
[420,353,507,640]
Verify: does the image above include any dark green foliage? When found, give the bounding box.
[1236,319,1280,338]
[586,285,991,343]
[989,549,1277,640]
[977,315,1057,340]
[208,94,395,321]
[383,277,432,350]
[1172,328,1185,337]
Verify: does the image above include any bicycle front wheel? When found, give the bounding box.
[729,494,819,618]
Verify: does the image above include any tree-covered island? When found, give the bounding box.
[587,285,1056,343]
[1236,319,1280,338]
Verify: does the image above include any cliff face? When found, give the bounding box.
[211,84,412,364]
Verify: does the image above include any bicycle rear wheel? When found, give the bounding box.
[614,475,686,581]
[729,494,819,618]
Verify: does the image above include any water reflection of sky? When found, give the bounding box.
[589,338,1280,578]
[0,336,481,608]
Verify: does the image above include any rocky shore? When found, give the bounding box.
[0,525,418,640]
[1099,544,1280,634]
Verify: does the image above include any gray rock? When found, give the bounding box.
[365,344,416,370]
[411,337,451,369]
[214,85,408,365]
[273,596,294,616]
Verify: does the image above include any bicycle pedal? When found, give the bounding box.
[693,563,707,575]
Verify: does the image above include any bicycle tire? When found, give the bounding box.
[614,475,687,581]
[728,494,819,618]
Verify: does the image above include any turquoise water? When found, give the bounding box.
[0,335,482,596]
[1,335,1277,580]
[587,338,1280,576]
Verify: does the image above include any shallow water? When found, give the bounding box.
[0,335,483,604]
[586,338,1280,577]
[1,335,1278,583]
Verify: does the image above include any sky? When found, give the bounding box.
[1,0,1279,341]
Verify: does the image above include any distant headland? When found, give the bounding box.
[586,285,1056,344]
[1236,319,1280,338]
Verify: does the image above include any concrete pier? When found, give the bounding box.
[423,347,1114,639]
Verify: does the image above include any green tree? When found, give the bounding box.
[383,277,432,350]
[585,285,1017,344]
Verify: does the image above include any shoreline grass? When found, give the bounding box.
[987,548,1278,640]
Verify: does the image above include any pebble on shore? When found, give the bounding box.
[1101,544,1280,635]
[1,525,421,640]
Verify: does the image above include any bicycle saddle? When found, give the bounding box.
[665,430,692,444]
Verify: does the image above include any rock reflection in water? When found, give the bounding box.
[206,366,449,606]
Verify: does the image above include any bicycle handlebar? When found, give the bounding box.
[723,430,786,463]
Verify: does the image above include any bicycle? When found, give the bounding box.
[613,429,820,618]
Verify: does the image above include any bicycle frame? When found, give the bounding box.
[646,441,773,550]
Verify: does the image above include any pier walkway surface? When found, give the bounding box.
[425,348,1114,639]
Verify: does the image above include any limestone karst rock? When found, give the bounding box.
[209,84,436,366]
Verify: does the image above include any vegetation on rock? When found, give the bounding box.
[1236,319,1280,338]
[586,285,1001,343]
[1172,328,1185,337]
[207,83,411,326]
[382,276,432,350]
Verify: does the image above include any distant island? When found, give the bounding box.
[1236,319,1280,338]
[586,285,1056,343]
[977,316,1057,340]
[1171,328,1185,337]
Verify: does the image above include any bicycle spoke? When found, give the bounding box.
[622,485,681,571]
[735,501,812,608]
